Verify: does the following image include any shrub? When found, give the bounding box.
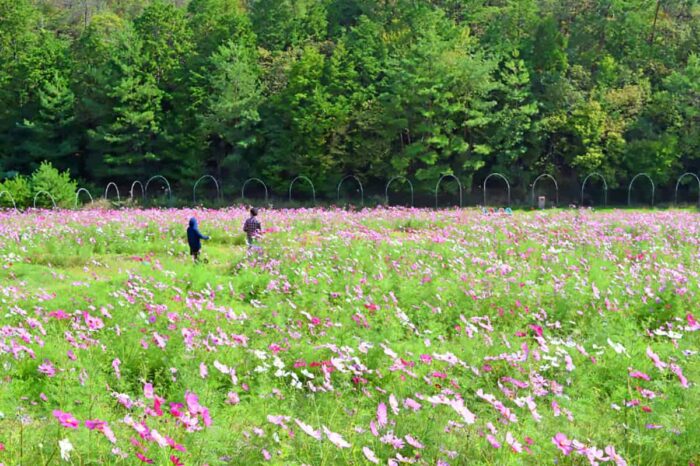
[0,175,32,208]
[30,162,77,208]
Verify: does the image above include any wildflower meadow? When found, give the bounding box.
[0,207,698,465]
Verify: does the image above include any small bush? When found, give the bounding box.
[30,161,77,208]
[0,175,31,208]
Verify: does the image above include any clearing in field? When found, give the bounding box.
[0,208,698,465]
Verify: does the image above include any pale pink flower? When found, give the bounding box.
[506,432,522,453]
[604,445,627,466]
[669,364,689,388]
[389,394,400,415]
[144,383,154,399]
[646,347,667,370]
[403,398,421,411]
[294,419,321,440]
[405,434,424,449]
[112,358,121,379]
[362,446,380,464]
[322,426,351,448]
[377,402,388,427]
[486,434,501,449]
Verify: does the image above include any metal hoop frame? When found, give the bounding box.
[580,173,608,207]
[193,175,221,204]
[435,174,463,208]
[104,182,121,202]
[531,174,559,207]
[75,188,94,207]
[674,172,700,206]
[483,173,511,206]
[130,181,145,201]
[0,190,18,211]
[628,173,655,207]
[385,176,414,207]
[145,175,172,201]
[241,178,269,202]
[289,176,316,204]
[33,191,57,209]
[337,175,364,206]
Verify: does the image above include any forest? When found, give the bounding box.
[0,0,699,202]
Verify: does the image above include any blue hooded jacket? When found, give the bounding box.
[187,218,209,250]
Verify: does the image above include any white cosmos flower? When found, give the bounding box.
[59,438,74,461]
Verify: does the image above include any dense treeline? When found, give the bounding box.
[0,0,699,201]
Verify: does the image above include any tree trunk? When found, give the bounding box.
[649,0,662,46]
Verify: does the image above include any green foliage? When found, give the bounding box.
[0,0,698,196]
[29,161,77,208]
[0,174,31,208]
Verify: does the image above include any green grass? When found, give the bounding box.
[0,208,698,465]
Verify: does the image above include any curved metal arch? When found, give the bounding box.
[0,190,18,211]
[336,175,364,206]
[145,175,172,201]
[75,188,94,207]
[531,174,559,207]
[289,176,316,204]
[104,182,121,202]
[130,181,145,201]
[627,173,655,207]
[385,176,414,207]
[674,172,700,206]
[483,173,511,206]
[33,191,57,209]
[241,178,269,202]
[435,174,463,208]
[193,175,221,204]
[580,172,608,207]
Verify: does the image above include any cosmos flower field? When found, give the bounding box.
[0,207,698,465]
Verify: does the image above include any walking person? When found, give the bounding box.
[243,208,262,249]
[187,217,210,262]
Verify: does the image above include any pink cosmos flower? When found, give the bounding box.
[136,453,154,464]
[53,410,79,429]
[604,445,627,466]
[112,358,121,379]
[83,312,104,330]
[629,370,650,381]
[226,392,240,405]
[377,402,388,427]
[38,360,56,377]
[170,456,184,466]
[85,419,105,430]
[646,347,667,370]
[403,398,421,411]
[144,383,154,399]
[552,433,573,455]
[49,310,70,320]
[486,434,501,449]
[669,364,689,388]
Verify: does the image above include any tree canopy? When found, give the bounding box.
[0,0,698,199]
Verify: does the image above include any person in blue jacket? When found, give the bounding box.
[187,218,210,262]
